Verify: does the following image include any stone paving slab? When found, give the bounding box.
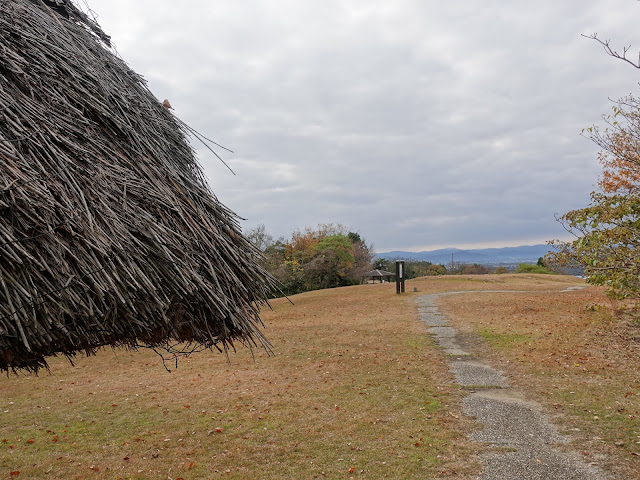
[450,360,507,387]
[434,336,471,356]
[415,301,436,309]
[422,316,449,326]
[417,304,439,311]
[446,349,473,356]
[427,326,457,337]
[440,340,472,356]
[477,445,602,480]
[464,390,564,445]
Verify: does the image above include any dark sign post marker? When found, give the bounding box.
[395,260,405,294]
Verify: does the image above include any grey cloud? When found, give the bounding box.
[87,0,640,251]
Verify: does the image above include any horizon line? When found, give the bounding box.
[374,240,560,254]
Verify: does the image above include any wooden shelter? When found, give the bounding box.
[0,0,275,372]
[362,269,395,284]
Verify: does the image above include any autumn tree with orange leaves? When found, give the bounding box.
[247,223,374,296]
[592,98,640,194]
[549,22,640,301]
[550,95,640,300]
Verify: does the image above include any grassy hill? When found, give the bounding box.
[1,275,637,479]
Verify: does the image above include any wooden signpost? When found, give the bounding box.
[395,260,405,294]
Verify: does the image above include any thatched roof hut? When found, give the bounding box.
[0,0,275,372]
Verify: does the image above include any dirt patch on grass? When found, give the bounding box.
[437,284,640,478]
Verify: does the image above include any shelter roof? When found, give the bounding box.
[363,269,395,277]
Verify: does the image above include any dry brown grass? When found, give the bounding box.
[437,275,640,478]
[0,282,477,480]
[4,273,636,479]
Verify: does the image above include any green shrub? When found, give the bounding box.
[515,263,555,274]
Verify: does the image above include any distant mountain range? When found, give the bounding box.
[374,244,555,266]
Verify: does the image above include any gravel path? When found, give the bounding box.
[417,290,607,480]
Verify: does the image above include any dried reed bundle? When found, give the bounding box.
[0,0,274,372]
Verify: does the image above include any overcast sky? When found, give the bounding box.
[84,0,639,252]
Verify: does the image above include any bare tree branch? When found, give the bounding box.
[582,33,640,69]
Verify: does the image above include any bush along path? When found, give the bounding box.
[417,289,607,480]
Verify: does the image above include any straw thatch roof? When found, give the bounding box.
[0,1,275,372]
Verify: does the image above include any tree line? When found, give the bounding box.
[246,223,556,298]
[246,223,375,296]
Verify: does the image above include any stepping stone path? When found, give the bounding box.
[417,290,606,480]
